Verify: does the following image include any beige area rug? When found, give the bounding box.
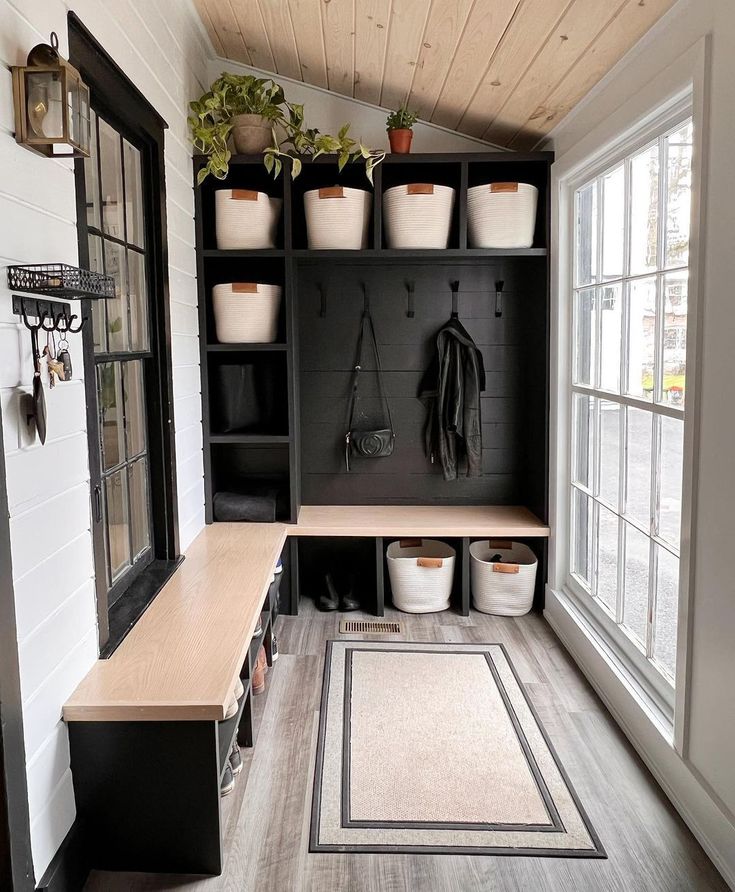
[310,641,605,857]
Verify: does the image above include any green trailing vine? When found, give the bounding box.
[189,75,384,185]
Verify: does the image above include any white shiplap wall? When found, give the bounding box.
[0,0,208,879]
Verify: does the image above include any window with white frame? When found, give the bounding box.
[570,118,693,687]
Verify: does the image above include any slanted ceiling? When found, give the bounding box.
[193,0,675,149]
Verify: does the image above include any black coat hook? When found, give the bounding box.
[318,284,327,318]
[495,280,505,318]
[65,313,87,334]
[406,281,415,318]
[362,283,370,314]
[450,280,460,319]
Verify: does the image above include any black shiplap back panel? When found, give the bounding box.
[297,259,547,506]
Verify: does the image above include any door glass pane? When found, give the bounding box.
[84,110,100,229]
[623,522,650,647]
[664,123,692,269]
[105,468,130,583]
[123,139,145,249]
[596,505,619,615]
[98,117,125,240]
[625,407,652,529]
[129,457,150,560]
[575,181,598,287]
[572,394,594,489]
[124,360,147,459]
[659,415,683,546]
[599,283,622,392]
[626,277,656,400]
[571,488,593,588]
[573,288,596,386]
[88,234,107,353]
[602,165,624,280]
[662,272,687,407]
[98,362,124,471]
[629,143,659,276]
[128,250,149,350]
[104,240,129,352]
[654,547,679,678]
[598,400,621,508]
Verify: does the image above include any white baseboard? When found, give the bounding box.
[545,588,735,891]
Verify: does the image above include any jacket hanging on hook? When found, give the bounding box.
[418,317,485,480]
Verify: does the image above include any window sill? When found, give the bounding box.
[548,584,675,743]
[101,557,184,658]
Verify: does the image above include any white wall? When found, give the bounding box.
[0,0,208,879]
[207,57,498,153]
[546,0,735,886]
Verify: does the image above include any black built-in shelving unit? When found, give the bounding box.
[195,151,552,611]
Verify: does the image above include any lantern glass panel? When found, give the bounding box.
[26,70,64,140]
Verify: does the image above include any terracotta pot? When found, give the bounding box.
[231,114,272,155]
[388,128,413,154]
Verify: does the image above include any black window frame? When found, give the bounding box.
[69,13,180,655]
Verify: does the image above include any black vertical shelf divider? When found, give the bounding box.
[458,161,469,250]
[375,537,385,617]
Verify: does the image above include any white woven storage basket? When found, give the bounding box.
[470,540,537,616]
[212,283,282,344]
[386,539,455,614]
[383,183,455,249]
[467,182,538,249]
[304,186,372,249]
[215,189,282,250]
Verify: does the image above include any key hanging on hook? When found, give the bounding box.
[495,279,505,318]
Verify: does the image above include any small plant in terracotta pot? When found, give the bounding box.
[386,106,418,154]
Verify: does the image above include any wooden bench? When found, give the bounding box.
[63,505,549,874]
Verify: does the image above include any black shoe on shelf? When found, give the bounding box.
[220,764,235,797]
[318,573,339,612]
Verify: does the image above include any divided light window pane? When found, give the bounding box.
[570,115,692,690]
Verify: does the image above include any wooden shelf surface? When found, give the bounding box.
[206,342,287,352]
[289,504,549,538]
[64,507,547,722]
[63,524,286,723]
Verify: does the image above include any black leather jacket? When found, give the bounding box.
[418,318,486,480]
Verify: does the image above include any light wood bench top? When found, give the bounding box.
[290,505,550,538]
[63,505,548,723]
[63,523,286,723]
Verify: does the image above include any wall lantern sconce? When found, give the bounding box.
[11,31,91,159]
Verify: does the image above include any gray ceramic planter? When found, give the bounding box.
[231,114,272,154]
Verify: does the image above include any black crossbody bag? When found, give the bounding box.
[345,308,395,471]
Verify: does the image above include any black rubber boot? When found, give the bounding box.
[318,573,339,612]
[339,573,360,612]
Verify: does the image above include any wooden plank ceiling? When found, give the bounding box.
[194,0,675,149]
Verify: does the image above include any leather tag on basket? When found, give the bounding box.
[417,557,443,569]
[232,189,259,201]
[399,538,422,548]
[407,183,434,195]
[492,563,520,574]
[319,186,344,199]
[232,283,258,293]
[490,182,519,193]
[488,539,512,549]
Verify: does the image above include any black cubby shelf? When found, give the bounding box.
[206,343,288,352]
[194,149,552,543]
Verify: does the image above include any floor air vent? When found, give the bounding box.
[339,620,402,635]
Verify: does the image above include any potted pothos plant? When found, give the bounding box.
[190,77,385,185]
[386,105,418,154]
[189,73,288,184]
[263,103,385,183]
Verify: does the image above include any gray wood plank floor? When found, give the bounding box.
[85,602,726,892]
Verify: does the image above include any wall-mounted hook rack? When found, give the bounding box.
[12,294,70,322]
[450,280,460,319]
[495,280,505,318]
[406,281,415,318]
